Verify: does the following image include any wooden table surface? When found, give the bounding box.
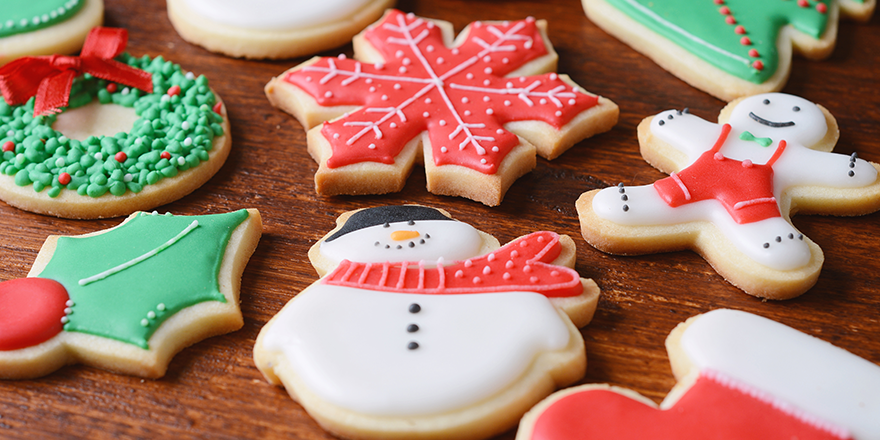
[1,0,878,438]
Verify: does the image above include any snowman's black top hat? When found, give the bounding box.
[325,206,453,242]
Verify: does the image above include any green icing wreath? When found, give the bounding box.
[0,53,224,199]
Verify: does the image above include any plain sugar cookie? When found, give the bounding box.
[167,0,395,59]
[0,0,104,66]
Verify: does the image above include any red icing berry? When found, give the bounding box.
[0,278,70,351]
[816,2,827,13]
[160,151,171,160]
[798,0,809,6]
[115,152,127,162]
[106,83,118,93]
[58,172,71,185]
[2,141,14,152]
[714,0,724,4]
[719,6,731,14]
[749,49,760,57]
[753,60,765,70]
[212,102,223,114]
[725,16,736,24]
[167,85,181,97]
[735,25,746,34]
[740,37,752,45]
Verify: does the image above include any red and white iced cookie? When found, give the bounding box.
[254,205,600,440]
[265,10,618,206]
[576,93,880,299]
[167,0,394,59]
[0,0,103,66]
[518,309,880,440]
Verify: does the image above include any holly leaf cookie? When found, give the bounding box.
[0,27,232,219]
[577,93,880,299]
[518,309,880,440]
[265,10,618,206]
[0,0,104,66]
[254,205,600,440]
[167,0,395,59]
[0,209,262,379]
[581,0,876,100]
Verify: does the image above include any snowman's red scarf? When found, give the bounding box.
[321,231,583,297]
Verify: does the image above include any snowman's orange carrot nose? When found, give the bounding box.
[390,230,420,241]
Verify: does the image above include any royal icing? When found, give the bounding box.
[605,0,830,83]
[0,278,69,351]
[0,0,85,39]
[181,0,374,30]
[284,10,599,174]
[591,93,878,271]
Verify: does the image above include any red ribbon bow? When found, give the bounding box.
[0,27,153,116]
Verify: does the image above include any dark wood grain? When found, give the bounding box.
[1,0,878,438]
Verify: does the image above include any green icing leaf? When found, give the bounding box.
[607,0,830,83]
[0,0,85,38]
[36,209,249,349]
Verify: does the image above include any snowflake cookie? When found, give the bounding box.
[0,209,262,379]
[518,309,880,440]
[582,0,876,100]
[0,0,104,66]
[254,205,600,440]
[265,9,618,206]
[576,93,880,299]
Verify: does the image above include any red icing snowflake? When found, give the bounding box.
[284,10,600,174]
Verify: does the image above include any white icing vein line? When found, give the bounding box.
[78,220,200,286]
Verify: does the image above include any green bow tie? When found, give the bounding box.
[740,131,772,147]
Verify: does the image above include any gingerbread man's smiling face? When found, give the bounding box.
[729,93,827,147]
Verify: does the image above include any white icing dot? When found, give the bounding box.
[148,311,156,319]
[423,112,430,117]
[94,152,103,160]
[555,111,562,117]
[184,137,193,146]
[472,276,481,284]
[368,143,376,149]
[440,146,448,153]
[6,130,13,136]
[306,76,312,82]
[427,22,434,29]
[524,41,533,49]
[181,121,190,130]
[480,158,487,164]
[407,12,415,18]
[550,73,558,80]
[121,87,130,95]
[466,73,474,80]
[157,303,166,311]
[390,122,397,128]
[483,79,491,86]
[64,308,71,315]
[462,97,469,104]
[437,57,444,64]
[426,45,435,52]
[540,98,547,105]
[484,67,493,74]
[402,58,411,66]
[399,66,407,73]
[486,109,493,115]
[333,133,340,139]
[492,146,499,152]
[369,87,376,92]
[66,300,74,307]
[124,173,133,183]
[496,129,504,134]
[395,50,404,58]
[502,58,509,64]
[483,266,492,275]
[61,317,68,324]
[504,100,511,106]
[569,99,576,105]
[324,91,333,98]
[394,84,401,90]
[452,48,460,55]
[141,319,149,327]
[381,95,388,101]
[483,56,491,62]
[464,110,471,116]
[483,96,490,102]
[185,71,195,80]
[375,63,384,70]
[161,94,170,102]
[178,157,186,165]
[439,120,447,126]
[424,98,432,104]
[455,270,464,278]
[337,54,347,60]
[365,78,373,84]
[519,77,526,82]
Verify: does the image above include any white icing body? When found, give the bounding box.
[592,93,877,271]
[262,284,569,415]
[681,309,880,440]
[181,0,374,30]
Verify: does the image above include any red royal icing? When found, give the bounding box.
[322,231,583,297]
[653,124,787,224]
[0,278,69,351]
[529,371,851,440]
[283,10,599,174]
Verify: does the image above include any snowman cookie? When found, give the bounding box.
[254,205,600,440]
[265,10,619,206]
[0,0,104,66]
[576,93,880,299]
[518,309,880,440]
[0,209,262,379]
[581,0,876,100]
[167,0,395,59]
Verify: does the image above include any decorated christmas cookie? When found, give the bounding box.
[0,0,104,66]
[581,0,876,100]
[167,0,395,59]
[0,209,262,379]
[576,93,880,299]
[254,205,600,440]
[0,27,232,219]
[265,10,619,206]
[517,309,880,440]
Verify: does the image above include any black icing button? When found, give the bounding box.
[409,303,421,313]
[407,324,419,333]
[408,341,419,350]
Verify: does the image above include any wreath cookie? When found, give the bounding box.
[0,0,104,66]
[254,205,600,440]
[167,0,395,59]
[0,209,262,379]
[0,27,231,219]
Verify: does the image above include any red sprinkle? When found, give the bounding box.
[725,16,736,24]
[58,172,71,185]
[160,151,171,160]
[106,83,118,93]
[749,49,760,57]
[115,152,127,162]
[753,60,764,70]
[719,6,731,14]
[740,36,752,45]
[212,102,223,114]
[714,0,724,3]
[816,2,827,13]
[2,141,14,152]
[167,85,181,97]
[735,25,746,34]
[798,0,809,6]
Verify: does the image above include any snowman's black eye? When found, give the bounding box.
[408,220,415,225]
[792,106,800,112]
[763,99,770,105]
[383,223,390,228]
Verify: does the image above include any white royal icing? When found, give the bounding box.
[262,284,570,415]
[181,0,374,30]
[680,309,880,440]
[319,219,484,267]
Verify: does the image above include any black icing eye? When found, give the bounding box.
[383,223,390,228]
[408,220,415,225]
[793,106,800,112]
[763,99,770,105]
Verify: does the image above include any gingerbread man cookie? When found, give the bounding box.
[518,309,880,440]
[582,0,876,100]
[0,209,262,379]
[266,10,618,206]
[0,0,104,66]
[254,205,600,440]
[576,93,880,299]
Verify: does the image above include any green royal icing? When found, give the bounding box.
[36,209,249,349]
[606,0,830,83]
[0,0,85,39]
[0,53,225,199]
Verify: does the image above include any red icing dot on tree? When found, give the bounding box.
[816,2,827,13]
[735,25,746,34]
[753,60,765,70]
[740,37,752,45]
[726,16,737,24]
[58,172,71,185]
[798,0,809,7]
[167,85,181,97]
[106,83,118,93]
[212,102,223,114]
[749,49,760,57]
[2,141,14,152]
[0,278,69,351]
[719,6,731,14]
[115,152,127,162]
[160,151,171,160]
